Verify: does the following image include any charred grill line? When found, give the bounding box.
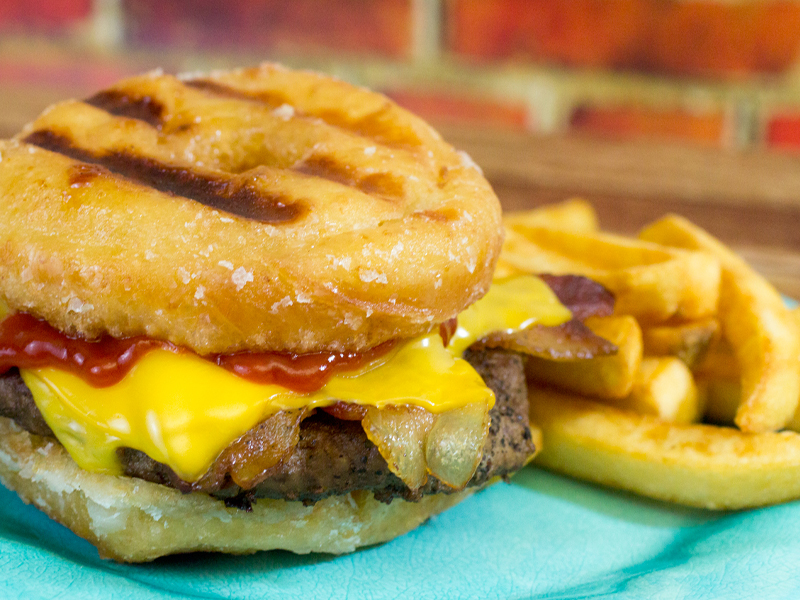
[23,129,304,224]
[184,77,424,150]
[184,78,291,109]
[83,79,416,203]
[84,90,166,129]
[292,155,405,203]
[186,79,410,202]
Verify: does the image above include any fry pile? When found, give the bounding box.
[502,199,800,509]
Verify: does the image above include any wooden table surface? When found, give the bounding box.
[2,86,799,298]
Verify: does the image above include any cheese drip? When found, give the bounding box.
[15,275,570,482]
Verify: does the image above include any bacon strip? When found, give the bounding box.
[477,319,618,361]
[472,275,617,360]
[540,274,615,320]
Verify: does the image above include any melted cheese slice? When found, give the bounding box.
[16,275,570,482]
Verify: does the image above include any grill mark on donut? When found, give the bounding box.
[24,129,304,224]
[317,107,425,150]
[293,154,405,203]
[84,90,165,128]
[185,78,292,108]
[184,77,424,150]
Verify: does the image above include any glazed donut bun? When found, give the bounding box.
[0,64,502,354]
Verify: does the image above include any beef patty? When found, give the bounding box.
[0,348,533,505]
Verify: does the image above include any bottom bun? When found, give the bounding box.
[0,417,471,562]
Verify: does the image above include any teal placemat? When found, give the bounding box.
[3,467,800,599]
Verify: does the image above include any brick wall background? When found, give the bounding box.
[3,0,800,150]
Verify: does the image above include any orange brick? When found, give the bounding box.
[448,0,800,77]
[0,0,91,28]
[387,90,530,131]
[570,105,726,146]
[0,52,161,91]
[766,115,800,150]
[125,0,413,58]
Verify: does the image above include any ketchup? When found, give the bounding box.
[439,317,458,348]
[0,313,168,388]
[212,341,395,394]
[0,312,395,393]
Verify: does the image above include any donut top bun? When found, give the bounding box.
[0,64,503,354]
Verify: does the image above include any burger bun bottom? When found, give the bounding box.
[0,417,471,562]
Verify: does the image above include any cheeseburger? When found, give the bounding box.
[0,65,597,562]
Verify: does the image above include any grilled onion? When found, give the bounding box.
[362,401,490,491]
[362,405,435,490]
[207,409,307,489]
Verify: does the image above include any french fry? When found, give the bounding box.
[692,338,741,425]
[501,226,721,324]
[641,318,719,368]
[529,387,800,509]
[640,215,800,433]
[698,354,800,431]
[496,198,599,281]
[615,356,703,424]
[698,376,741,426]
[694,339,739,380]
[503,198,598,233]
[695,335,800,431]
[525,315,642,399]
[501,204,800,509]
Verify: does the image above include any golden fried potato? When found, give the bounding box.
[693,338,742,425]
[696,337,800,431]
[529,388,800,509]
[526,315,642,399]
[501,226,721,324]
[618,356,702,423]
[497,199,598,279]
[698,376,741,426]
[640,215,800,433]
[641,318,719,368]
[694,339,739,380]
[503,198,598,233]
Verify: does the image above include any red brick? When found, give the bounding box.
[766,115,800,150]
[387,90,530,131]
[125,0,413,58]
[0,52,161,92]
[570,105,726,146]
[0,0,91,28]
[448,0,800,77]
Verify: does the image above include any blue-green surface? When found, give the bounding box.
[3,467,800,600]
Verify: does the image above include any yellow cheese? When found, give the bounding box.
[449,275,572,355]
[17,275,570,482]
